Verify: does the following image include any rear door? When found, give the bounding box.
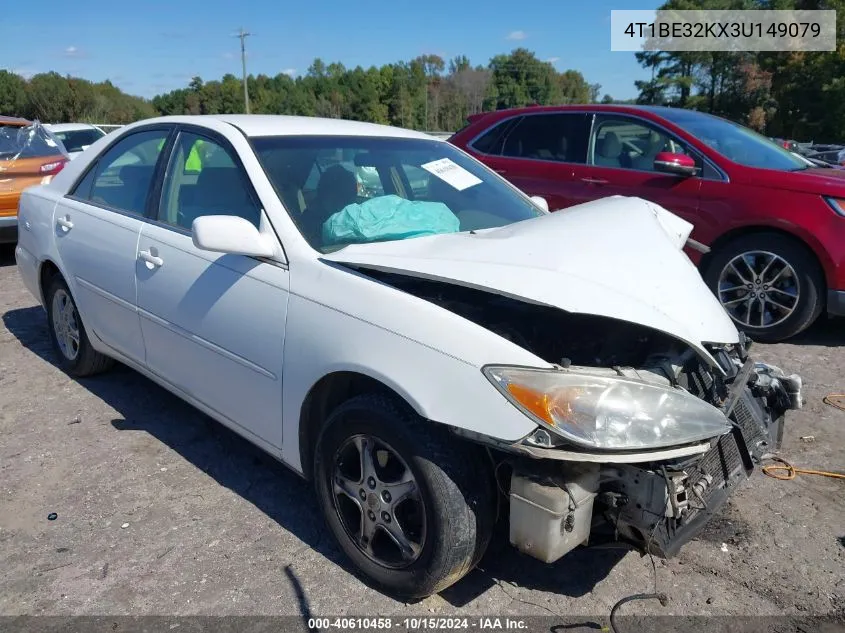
[54,126,173,363]
[573,114,704,223]
[464,113,591,211]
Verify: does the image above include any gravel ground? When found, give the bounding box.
[0,244,843,623]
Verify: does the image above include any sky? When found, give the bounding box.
[1,0,661,101]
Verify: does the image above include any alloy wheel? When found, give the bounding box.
[330,434,426,569]
[51,289,81,361]
[717,250,800,329]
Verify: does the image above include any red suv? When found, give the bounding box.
[450,105,845,342]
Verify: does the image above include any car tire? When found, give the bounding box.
[45,275,115,377]
[313,393,495,600]
[704,232,825,343]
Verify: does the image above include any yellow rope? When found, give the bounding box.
[762,456,845,481]
[823,393,845,411]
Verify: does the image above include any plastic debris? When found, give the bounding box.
[800,435,815,443]
[47,513,58,521]
[720,543,729,553]
[120,523,129,529]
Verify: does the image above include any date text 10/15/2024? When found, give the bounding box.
[307,618,528,630]
[610,9,837,52]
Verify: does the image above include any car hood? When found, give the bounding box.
[323,196,739,368]
[745,165,845,195]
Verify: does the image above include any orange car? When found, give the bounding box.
[1,116,69,244]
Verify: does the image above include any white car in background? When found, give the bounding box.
[14,114,802,599]
[43,123,107,159]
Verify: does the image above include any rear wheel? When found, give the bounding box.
[45,275,114,377]
[704,233,825,343]
[313,394,494,599]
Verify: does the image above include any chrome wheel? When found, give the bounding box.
[717,250,800,329]
[51,289,80,361]
[331,434,426,569]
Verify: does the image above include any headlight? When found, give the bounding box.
[484,366,732,450]
[824,197,845,217]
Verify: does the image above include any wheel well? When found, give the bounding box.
[298,372,414,480]
[39,260,61,304]
[699,226,826,282]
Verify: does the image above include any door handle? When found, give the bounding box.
[494,168,508,174]
[581,177,609,185]
[139,249,164,268]
[56,215,73,231]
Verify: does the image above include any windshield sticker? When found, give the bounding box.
[421,158,482,191]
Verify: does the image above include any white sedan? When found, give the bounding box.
[15,114,802,598]
[43,123,107,159]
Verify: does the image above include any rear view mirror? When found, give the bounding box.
[654,152,697,177]
[192,215,275,258]
[530,196,550,212]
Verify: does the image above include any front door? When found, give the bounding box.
[574,114,704,224]
[135,128,289,449]
[53,127,172,363]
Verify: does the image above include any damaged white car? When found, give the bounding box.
[15,115,803,599]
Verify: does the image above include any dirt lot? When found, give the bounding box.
[0,244,843,622]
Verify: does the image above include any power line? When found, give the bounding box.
[234,27,252,114]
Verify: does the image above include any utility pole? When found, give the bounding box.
[235,27,251,114]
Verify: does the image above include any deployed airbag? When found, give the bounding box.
[322,195,460,245]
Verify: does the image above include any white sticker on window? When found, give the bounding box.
[421,158,482,191]
[45,138,58,147]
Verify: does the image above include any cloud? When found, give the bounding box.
[64,46,82,57]
[505,30,527,41]
[282,68,297,76]
[545,57,560,63]
[12,68,37,79]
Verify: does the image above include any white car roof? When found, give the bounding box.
[43,123,103,132]
[133,114,440,140]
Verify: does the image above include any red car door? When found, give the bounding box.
[461,112,591,211]
[572,114,703,225]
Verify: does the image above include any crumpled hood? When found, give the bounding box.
[323,196,739,366]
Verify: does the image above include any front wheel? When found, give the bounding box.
[704,233,825,343]
[313,394,495,599]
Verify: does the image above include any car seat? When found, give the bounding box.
[595,131,623,168]
[302,165,358,245]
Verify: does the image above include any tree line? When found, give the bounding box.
[634,0,845,142]
[4,1,845,144]
[0,49,600,132]
[0,70,157,124]
[152,49,601,132]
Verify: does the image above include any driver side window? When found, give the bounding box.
[590,116,696,173]
[158,131,261,231]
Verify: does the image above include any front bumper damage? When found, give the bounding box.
[499,341,803,564]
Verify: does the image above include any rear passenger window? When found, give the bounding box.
[158,132,261,231]
[501,113,590,164]
[470,118,522,155]
[73,129,169,215]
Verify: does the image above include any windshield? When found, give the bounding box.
[51,128,105,153]
[251,135,543,252]
[0,123,65,161]
[658,109,808,171]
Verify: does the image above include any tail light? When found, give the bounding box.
[39,160,67,175]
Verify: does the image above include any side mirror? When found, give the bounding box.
[653,151,697,177]
[192,215,275,258]
[530,195,550,212]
